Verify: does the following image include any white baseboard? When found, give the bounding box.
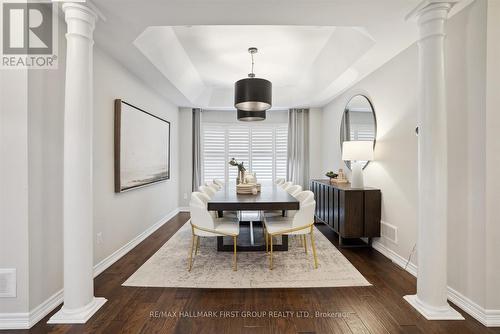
[0,313,29,330]
[372,240,500,327]
[29,288,64,328]
[93,208,180,277]
[372,240,417,277]
[448,287,500,327]
[178,206,189,212]
[0,208,181,330]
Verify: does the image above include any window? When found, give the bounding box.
[202,123,288,186]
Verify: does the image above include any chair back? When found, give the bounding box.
[281,181,292,190]
[213,179,224,187]
[196,191,211,204]
[199,185,216,198]
[275,178,285,185]
[292,191,315,229]
[286,185,302,197]
[190,192,216,230]
[205,181,221,191]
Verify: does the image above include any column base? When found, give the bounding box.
[404,295,464,320]
[47,297,107,324]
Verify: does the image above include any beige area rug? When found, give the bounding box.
[123,222,371,289]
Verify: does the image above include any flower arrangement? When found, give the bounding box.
[326,171,338,181]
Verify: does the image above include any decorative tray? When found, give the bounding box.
[236,183,261,194]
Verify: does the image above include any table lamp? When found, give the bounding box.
[342,141,374,188]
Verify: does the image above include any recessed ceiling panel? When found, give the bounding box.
[172,25,336,88]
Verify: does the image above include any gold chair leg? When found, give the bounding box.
[188,233,196,271]
[310,230,318,269]
[265,228,268,253]
[270,235,274,270]
[233,236,237,271]
[303,235,308,254]
[195,236,200,255]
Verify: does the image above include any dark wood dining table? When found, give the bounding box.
[207,184,300,252]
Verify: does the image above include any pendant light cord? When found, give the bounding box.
[248,48,256,78]
[251,52,254,76]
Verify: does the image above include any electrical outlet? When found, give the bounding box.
[183,193,187,200]
[96,232,103,245]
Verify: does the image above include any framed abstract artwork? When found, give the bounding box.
[114,99,170,192]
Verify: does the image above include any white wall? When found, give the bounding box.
[92,48,179,265]
[322,45,419,263]
[24,16,180,316]
[27,17,66,310]
[446,0,487,308]
[320,0,497,313]
[485,0,500,310]
[0,70,30,314]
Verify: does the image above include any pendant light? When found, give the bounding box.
[237,109,266,121]
[235,47,272,113]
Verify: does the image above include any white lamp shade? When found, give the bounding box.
[342,141,374,161]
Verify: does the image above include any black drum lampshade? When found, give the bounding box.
[234,78,272,112]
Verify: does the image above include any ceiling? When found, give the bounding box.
[89,0,471,109]
[134,25,375,108]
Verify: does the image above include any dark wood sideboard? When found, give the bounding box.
[310,179,381,246]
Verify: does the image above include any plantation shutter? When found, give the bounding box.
[250,128,274,181]
[202,123,288,185]
[228,127,250,181]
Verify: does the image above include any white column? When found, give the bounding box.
[403,0,463,320]
[48,2,106,324]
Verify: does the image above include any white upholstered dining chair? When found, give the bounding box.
[286,185,302,197]
[280,181,293,190]
[206,181,221,192]
[213,179,224,188]
[199,185,216,199]
[275,178,285,186]
[263,190,318,270]
[188,192,240,271]
[264,183,300,219]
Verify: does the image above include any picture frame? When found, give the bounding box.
[114,99,171,193]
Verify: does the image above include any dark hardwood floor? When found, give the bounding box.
[6,212,499,334]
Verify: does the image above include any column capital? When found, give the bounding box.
[62,2,99,41]
[59,0,106,21]
[406,0,458,40]
[406,0,458,21]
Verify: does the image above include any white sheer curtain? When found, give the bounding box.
[287,108,310,189]
[192,108,202,191]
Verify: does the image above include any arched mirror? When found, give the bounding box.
[340,95,377,170]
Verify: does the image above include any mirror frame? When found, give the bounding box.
[340,94,377,170]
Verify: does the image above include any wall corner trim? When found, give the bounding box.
[0,207,182,330]
[372,240,500,327]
